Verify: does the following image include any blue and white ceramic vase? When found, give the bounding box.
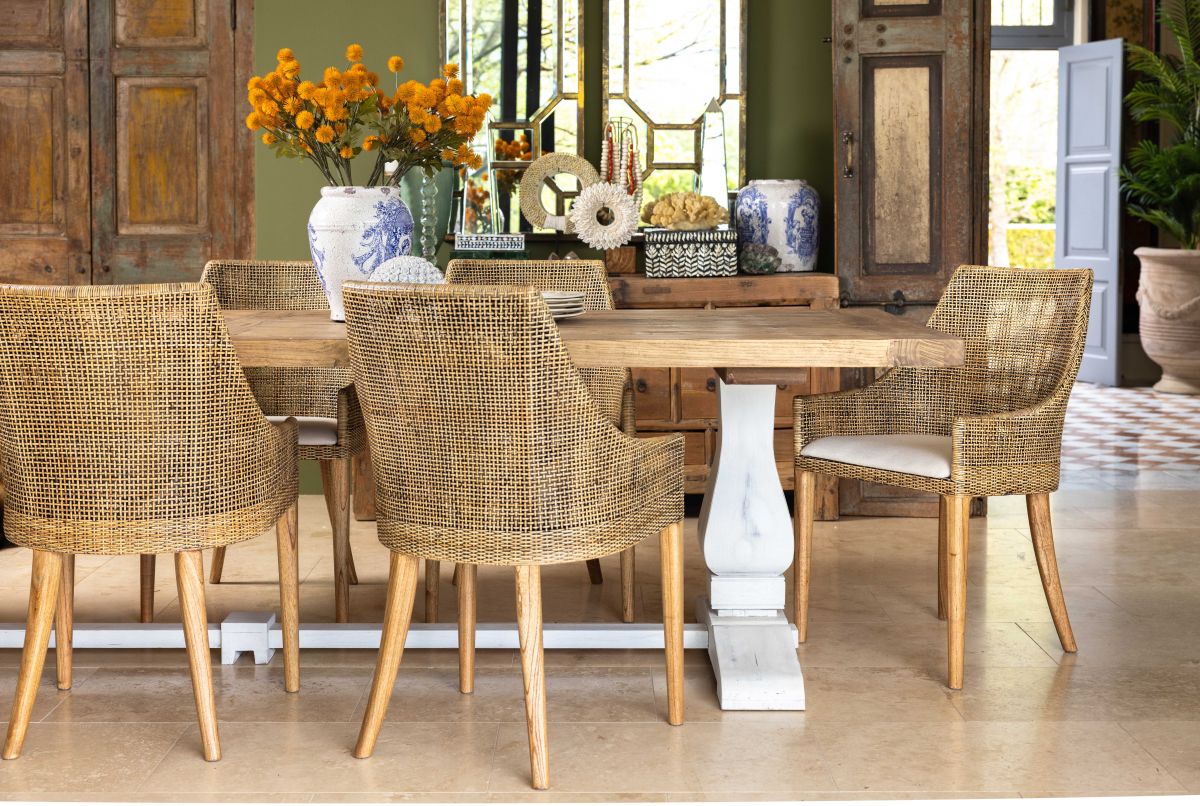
[734,179,819,272]
[307,186,414,320]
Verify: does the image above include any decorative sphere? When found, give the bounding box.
[369,256,445,284]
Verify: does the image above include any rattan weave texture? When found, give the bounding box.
[201,260,365,460]
[794,266,1094,497]
[342,283,683,566]
[0,283,298,555]
[444,259,633,431]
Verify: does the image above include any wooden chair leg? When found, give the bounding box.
[659,522,685,726]
[320,457,353,623]
[209,546,226,584]
[793,470,815,642]
[458,563,477,694]
[515,565,549,790]
[139,554,155,623]
[620,548,635,623]
[424,559,440,623]
[937,496,948,621]
[585,558,603,585]
[945,494,970,690]
[3,550,63,760]
[275,501,301,693]
[354,552,419,759]
[175,550,220,762]
[1026,492,1077,653]
[452,563,460,586]
[56,553,74,690]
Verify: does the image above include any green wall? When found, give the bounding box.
[253,0,833,492]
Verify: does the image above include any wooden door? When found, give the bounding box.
[833,0,988,306]
[833,0,988,516]
[90,0,253,284]
[0,0,92,284]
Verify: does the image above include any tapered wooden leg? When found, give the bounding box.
[56,553,74,690]
[515,565,549,790]
[347,545,359,585]
[320,458,353,623]
[793,470,815,643]
[945,494,970,690]
[424,559,440,623]
[209,546,226,584]
[452,563,460,586]
[458,563,477,694]
[3,550,62,760]
[175,550,220,762]
[1026,493,1077,652]
[275,502,300,693]
[354,552,419,759]
[139,554,155,623]
[585,558,603,585]
[659,522,685,726]
[619,548,636,623]
[937,496,948,621]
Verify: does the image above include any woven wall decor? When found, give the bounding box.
[569,183,639,250]
[517,153,600,233]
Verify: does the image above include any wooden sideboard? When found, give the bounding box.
[611,273,842,520]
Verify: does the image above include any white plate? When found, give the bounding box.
[552,309,586,320]
[541,290,585,302]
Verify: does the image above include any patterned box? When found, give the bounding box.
[644,227,738,278]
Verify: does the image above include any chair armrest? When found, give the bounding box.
[950,389,1070,476]
[336,383,367,456]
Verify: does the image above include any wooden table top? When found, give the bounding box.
[223,307,964,373]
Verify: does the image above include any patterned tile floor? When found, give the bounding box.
[1061,383,1200,490]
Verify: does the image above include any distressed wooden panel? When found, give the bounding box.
[115,0,205,47]
[0,78,61,233]
[0,0,62,49]
[866,59,938,271]
[116,78,207,234]
[864,0,941,18]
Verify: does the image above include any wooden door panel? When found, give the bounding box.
[92,0,249,284]
[834,0,984,305]
[0,0,89,284]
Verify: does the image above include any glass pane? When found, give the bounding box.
[992,0,1056,27]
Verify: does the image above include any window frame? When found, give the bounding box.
[991,0,1075,50]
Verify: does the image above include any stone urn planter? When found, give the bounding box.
[1135,247,1200,394]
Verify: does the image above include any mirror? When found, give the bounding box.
[603,0,746,203]
[442,0,584,232]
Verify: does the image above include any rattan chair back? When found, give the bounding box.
[0,283,297,555]
[342,282,682,566]
[445,259,615,311]
[201,260,328,311]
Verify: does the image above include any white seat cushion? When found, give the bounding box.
[800,434,952,479]
[267,416,339,447]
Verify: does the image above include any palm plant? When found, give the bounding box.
[1121,0,1200,249]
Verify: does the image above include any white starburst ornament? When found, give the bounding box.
[569,182,640,250]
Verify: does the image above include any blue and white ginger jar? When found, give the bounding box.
[307,186,414,320]
[734,179,819,272]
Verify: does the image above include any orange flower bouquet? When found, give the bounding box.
[246,44,490,186]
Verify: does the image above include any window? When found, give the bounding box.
[992,0,1074,50]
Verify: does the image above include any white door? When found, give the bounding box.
[1056,38,1125,385]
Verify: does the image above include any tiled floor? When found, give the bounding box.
[0,384,1199,801]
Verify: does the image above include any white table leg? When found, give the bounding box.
[697,378,805,710]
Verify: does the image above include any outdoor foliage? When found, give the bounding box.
[1121,0,1200,248]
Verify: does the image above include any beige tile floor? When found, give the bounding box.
[1,471,1199,801]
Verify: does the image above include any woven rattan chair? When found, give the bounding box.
[192,260,366,623]
[342,282,685,790]
[0,283,301,763]
[792,265,1093,689]
[445,258,639,623]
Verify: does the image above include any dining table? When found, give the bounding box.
[220,304,965,710]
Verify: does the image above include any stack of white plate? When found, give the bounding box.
[541,290,586,320]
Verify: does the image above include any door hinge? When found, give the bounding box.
[884,290,907,315]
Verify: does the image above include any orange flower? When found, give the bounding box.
[248,88,268,105]
[345,43,363,62]
[294,110,314,129]
[258,99,279,116]
[324,104,347,122]
[279,59,301,79]
[339,145,354,158]
[323,67,341,87]
[409,127,427,143]
[244,111,261,131]
[262,132,277,145]
[247,76,265,91]
[363,135,380,151]
[315,124,335,143]
[442,62,458,79]
[447,78,464,95]
[366,71,379,86]
[283,97,303,115]
[297,81,316,100]
[276,47,295,62]
[423,115,442,134]
[387,55,404,73]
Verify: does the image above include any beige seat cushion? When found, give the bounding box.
[800,434,952,479]
[267,415,339,447]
